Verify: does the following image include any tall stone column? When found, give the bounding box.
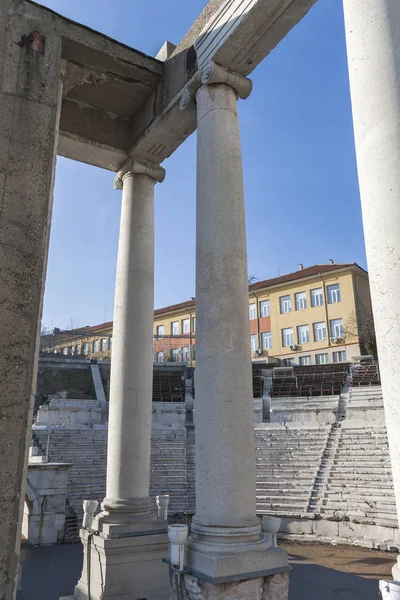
[343,0,400,581]
[100,160,165,529]
[179,63,289,595]
[64,160,169,600]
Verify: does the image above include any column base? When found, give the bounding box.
[61,527,170,600]
[170,571,289,600]
[185,531,290,582]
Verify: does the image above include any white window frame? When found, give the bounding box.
[327,283,341,304]
[192,317,196,332]
[316,353,329,365]
[297,324,310,344]
[260,300,270,318]
[93,340,100,353]
[280,295,291,314]
[250,334,258,351]
[313,322,327,342]
[77,343,81,355]
[171,321,179,336]
[330,318,344,338]
[182,319,190,334]
[62,347,68,356]
[109,336,113,348]
[295,291,307,310]
[182,346,189,361]
[299,355,312,366]
[311,288,324,307]
[282,328,293,347]
[172,348,180,362]
[101,338,107,352]
[157,351,164,363]
[249,304,257,320]
[283,358,294,367]
[262,331,272,350]
[333,350,347,363]
[83,343,89,356]
[157,325,164,339]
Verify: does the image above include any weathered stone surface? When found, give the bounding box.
[181,574,264,600]
[173,573,289,600]
[262,572,289,600]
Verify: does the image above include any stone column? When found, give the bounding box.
[65,160,170,600]
[342,0,400,581]
[99,159,165,530]
[180,63,289,591]
[0,3,62,598]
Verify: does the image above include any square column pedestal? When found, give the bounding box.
[62,523,170,600]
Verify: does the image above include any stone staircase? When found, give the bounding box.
[150,428,188,514]
[34,426,190,525]
[320,425,397,527]
[254,425,330,516]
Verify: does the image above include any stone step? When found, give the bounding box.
[327,483,395,492]
[329,466,393,475]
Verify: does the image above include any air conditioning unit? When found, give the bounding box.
[330,336,340,343]
[253,349,263,358]
[289,344,297,351]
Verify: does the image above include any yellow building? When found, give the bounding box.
[44,262,371,366]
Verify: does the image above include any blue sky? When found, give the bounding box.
[40,0,365,330]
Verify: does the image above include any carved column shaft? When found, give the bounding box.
[191,64,259,539]
[100,159,165,527]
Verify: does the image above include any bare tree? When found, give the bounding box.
[248,275,258,285]
[345,305,377,357]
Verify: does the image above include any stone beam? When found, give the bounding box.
[130,0,318,164]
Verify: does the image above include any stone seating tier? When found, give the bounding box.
[320,426,397,526]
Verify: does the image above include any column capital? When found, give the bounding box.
[180,61,252,110]
[114,159,165,190]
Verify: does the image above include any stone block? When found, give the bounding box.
[175,572,289,600]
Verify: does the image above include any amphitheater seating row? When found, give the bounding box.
[321,426,396,527]
[153,373,185,402]
[190,366,263,399]
[351,363,380,386]
[254,425,329,516]
[271,364,349,397]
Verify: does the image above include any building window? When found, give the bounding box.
[171,321,179,335]
[157,351,164,362]
[295,291,307,310]
[101,338,107,352]
[327,283,341,304]
[333,350,347,363]
[297,324,310,344]
[260,300,270,318]
[282,327,293,347]
[316,353,329,365]
[313,322,327,342]
[70,346,75,356]
[330,318,344,339]
[62,347,68,356]
[262,331,272,350]
[83,343,89,356]
[93,340,100,353]
[157,325,164,339]
[250,334,258,351]
[77,343,81,355]
[283,358,294,366]
[109,336,113,349]
[311,288,324,307]
[192,317,196,332]
[182,319,190,334]
[182,346,189,362]
[172,348,180,362]
[249,304,257,320]
[299,355,312,366]
[280,295,291,314]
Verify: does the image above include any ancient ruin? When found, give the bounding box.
[1,0,400,599]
